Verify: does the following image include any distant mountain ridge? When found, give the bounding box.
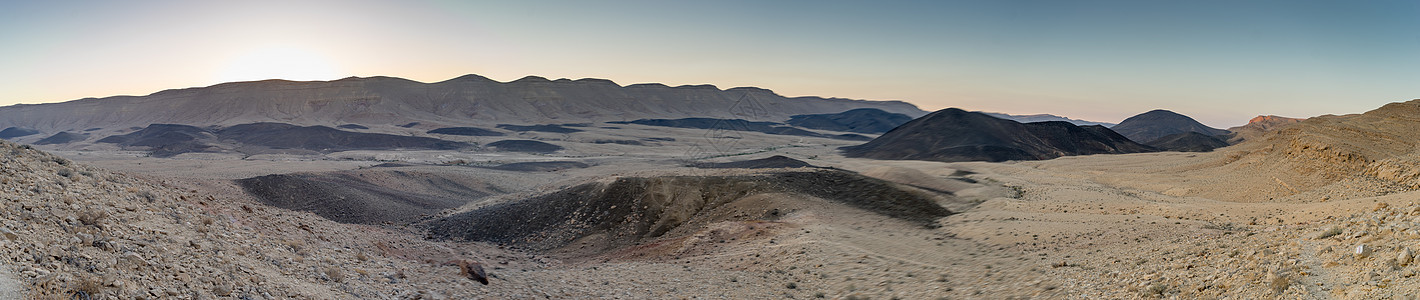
[841,108,1154,162]
[980,112,1117,127]
[0,74,926,133]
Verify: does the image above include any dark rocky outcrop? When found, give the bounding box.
[841,108,1155,162]
[614,118,866,141]
[1145,132,1230,152]
[1110,110,1229,144]
[96,124,216,157]
[236,170,500,224]
[691,155,817,169]
[427,127,505,137]
[98,123,469,157]
[480,161,590,172]
[0,127,40,139]
[424,170,951,252]
[486,140,563,153]
[786,108,913,134]
[495,124,583,134]
[217,123,469,152]
[33,132,88,145]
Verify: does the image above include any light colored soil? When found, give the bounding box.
[16,113,1420,299]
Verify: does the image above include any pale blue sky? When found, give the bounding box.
[1,0,1416,127]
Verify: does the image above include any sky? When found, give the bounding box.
[1,0,1417,127]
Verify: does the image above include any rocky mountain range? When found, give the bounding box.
[980,112,1117,127]
[0,75,925,133]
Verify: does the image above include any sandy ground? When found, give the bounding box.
[14,121,1420,299]
[0,265,19,300]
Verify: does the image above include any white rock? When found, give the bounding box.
[1402,248,1415,266]
[1356,244,1375,258]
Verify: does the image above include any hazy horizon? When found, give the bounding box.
[3,0,1417,128]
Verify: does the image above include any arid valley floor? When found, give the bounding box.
[3,77,1420,299]
[4,109,1420,300]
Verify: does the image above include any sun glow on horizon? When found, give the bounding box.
[214,46,343,83]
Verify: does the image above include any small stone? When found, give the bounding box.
[1400,248,1414,266]
[1357,244,1375,258]
[0,228,16,240]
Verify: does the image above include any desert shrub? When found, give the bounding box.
[78,210,108,227]
[138,190,157,202]
[323,266,345,283]
[1316,227,1343,239]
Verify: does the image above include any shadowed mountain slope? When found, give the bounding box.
[424,169,951,252]
[840,108,1154,162]
[97,122,469,157]
[0,127,39,139]
[786,108,913,134]
[236,169,504,224]
[1110,109,1229,143]
[32,132,89,145]
[1145,132,1229,152]
[615,118,871,141]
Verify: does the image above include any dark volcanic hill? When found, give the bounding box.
[840,108,1155,162]
[236,169,503,224]
[0,127,39,139]
[486,140,564,153]
[691,155,817,169]
[1110,110,1229,143]
[424,169,950,252]
[98,122,469,157]
[786,108,913,134]
[1145,132,1230,152]
[615,118,870,141]
[427,127,504,136]
[216,122,468,151]
[0,74,925,132]
[32,132,89,145]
